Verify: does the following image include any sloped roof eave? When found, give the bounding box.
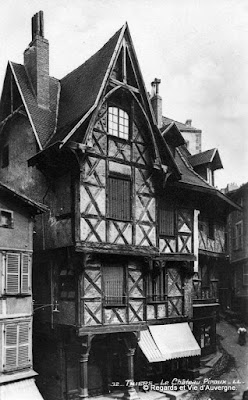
[0,182,48,213]
[8,61,42,149]
[171,180,241,211]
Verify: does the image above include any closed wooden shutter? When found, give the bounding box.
[6,253,20,294]
[108,176,131,221]
[159,208,174,236]
[18,323,30,366]
[21,254,30,293]
[4,322,30,370]
[104,266,124,305]
[5,324,18,369]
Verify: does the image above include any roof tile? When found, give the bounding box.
[11,62,59,148]
[48,27,122,146]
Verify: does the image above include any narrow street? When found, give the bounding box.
[187,317,248,400]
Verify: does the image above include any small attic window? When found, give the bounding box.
[0,210,13,228]
[108,107,129,140]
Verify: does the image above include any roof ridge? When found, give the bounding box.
[45,80,61,146]
[162,115,199,130]
[190,148,216,157]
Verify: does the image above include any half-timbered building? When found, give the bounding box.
[160,116,240,356]
[0,11,239,400]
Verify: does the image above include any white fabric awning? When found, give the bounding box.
[139,322,201,362]
[0,378,44,400]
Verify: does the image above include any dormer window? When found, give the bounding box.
[108,107,129,139]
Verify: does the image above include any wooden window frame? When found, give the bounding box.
[59,268,76,300]
[102,264,126,307]
[201,264,210,289]
[208,219,215,240]
[4,252,31,295]
[107,106,129,140]
[147,268,168,304]
[107,174,132,222]
[243,265,248,286]
[232,221,243,251]
[0,209,13,229]
[3,320,32,371]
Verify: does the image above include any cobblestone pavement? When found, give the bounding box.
[185,318,248,400]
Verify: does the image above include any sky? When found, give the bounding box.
[0,0,247,189]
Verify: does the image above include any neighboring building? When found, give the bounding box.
[162,116,202,155]
[0,11,239,400]
[226,183,248,322]
[0,182,46,400]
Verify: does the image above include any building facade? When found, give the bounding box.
[0,11,239,400]
[0,182,46,399]
[226,183,248,322]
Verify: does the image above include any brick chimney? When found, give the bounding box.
[150,78,162,128]
[24,11,49,109]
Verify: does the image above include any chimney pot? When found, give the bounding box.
[32,11,44,40]
[150,78,162,128]
[185,119,192,127]
[151,78,161,95]
[24,11,49,109]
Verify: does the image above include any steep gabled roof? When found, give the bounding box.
[172,146,239,211]
[31,23,182,178]
[189,148,223,170]
[9,62,60,148]
[47,27,123,146]
[0,181,48,214]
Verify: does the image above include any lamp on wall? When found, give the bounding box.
[33,300,59,313]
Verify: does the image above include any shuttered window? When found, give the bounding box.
[232,221,243,250]
[103,266,125,306]
[5,252,31,295]
[6,253,20,294]
[243,266,248,286]
[108,176,131,221]
[159,207,175,236]
[4,321,31,371]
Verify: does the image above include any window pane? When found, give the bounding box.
[108,107,129,139]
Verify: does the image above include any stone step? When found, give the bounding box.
[204,351,222,368]
[196,366,212,379]
[162,390,188,400]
